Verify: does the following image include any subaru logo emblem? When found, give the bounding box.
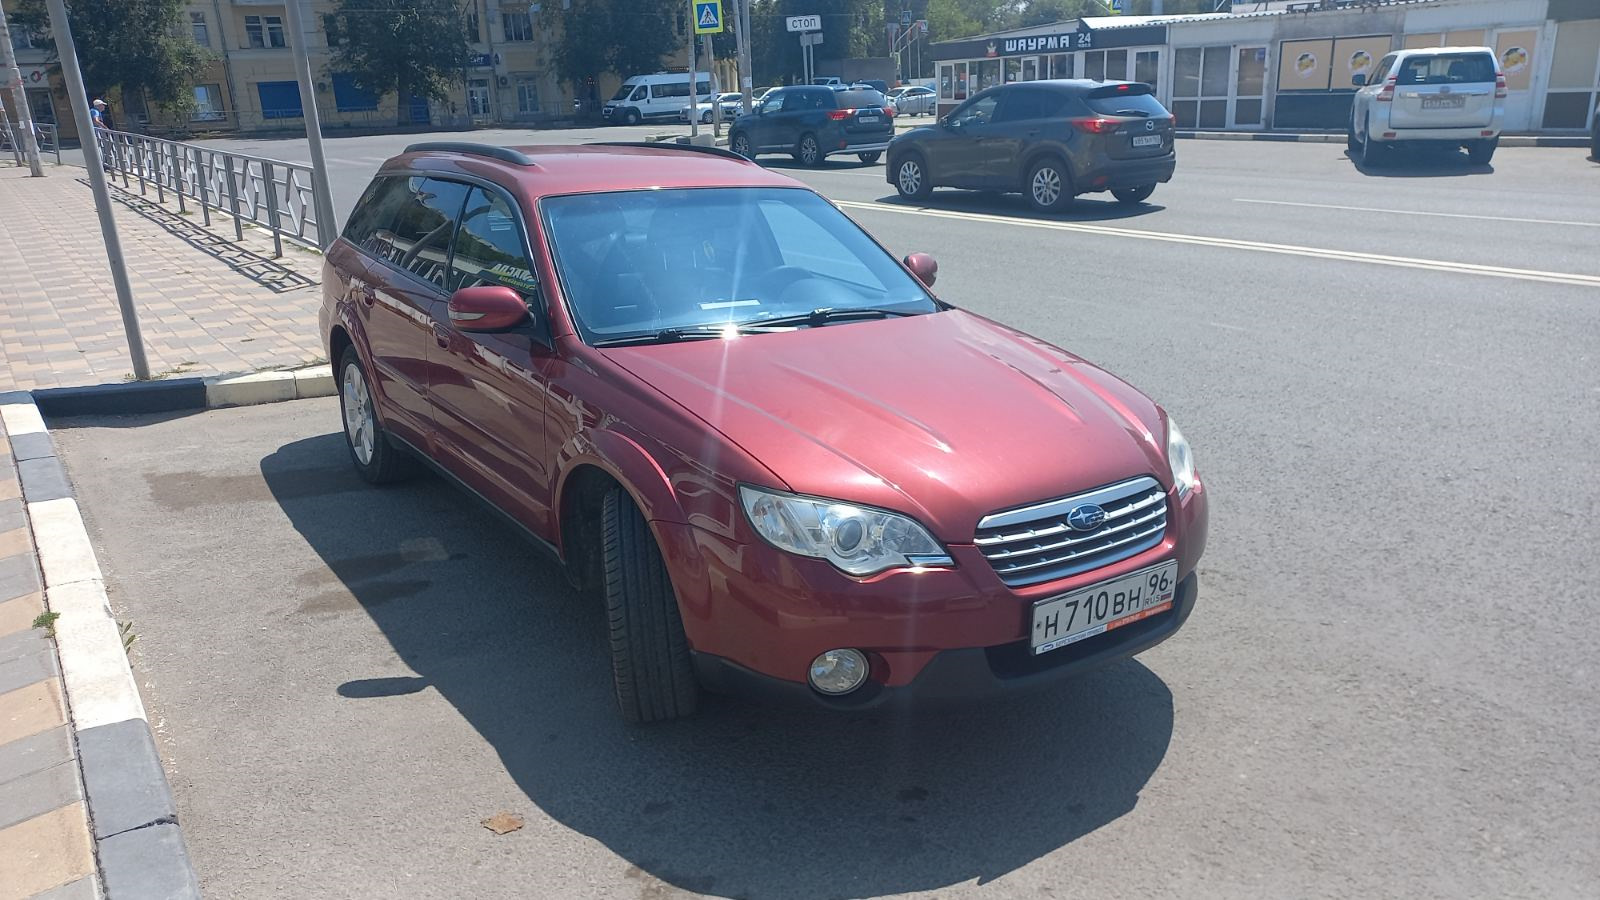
[1145,120,1155,131]
[1065,504,1106,532]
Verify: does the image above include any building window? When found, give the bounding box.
[465,10,481,42]
[190,12,209,47]
[502,10,533,42]
[192,84,224,121]
[245,15,286,49]
[11,26,37,50]
[332,73,379,112]
[517,79,540,114]
[323,14,343,47]
[256,81,303,119]
[1543,19,1600,129]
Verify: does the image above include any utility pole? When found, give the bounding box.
[44,0,149,380]
[0,0,44,176]
[704,34,720,137]
[735,0,753,114]
[687,2,699,140]
[283,0,338,247]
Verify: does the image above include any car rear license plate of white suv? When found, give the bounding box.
[1031,561,1178,655]
[1422,96,1466,109]
[1132,134,1162,147]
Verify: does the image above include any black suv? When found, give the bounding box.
[729,86,894,166]
[886,80,1177,211]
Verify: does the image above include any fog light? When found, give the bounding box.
[809,649,869,695]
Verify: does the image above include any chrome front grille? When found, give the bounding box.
[975,476,1167,587]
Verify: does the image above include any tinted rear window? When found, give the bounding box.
[1397,53,1496,85]
[1084,92,1169,117]
[836,89,887,109]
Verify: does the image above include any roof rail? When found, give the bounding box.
[402,142,537,166]
[587,141,751,163]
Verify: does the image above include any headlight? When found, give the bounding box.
[1167,418,1199,498]
[738,485,953,576]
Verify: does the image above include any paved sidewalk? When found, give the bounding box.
[0,415,97,900]
[0,165,324,392]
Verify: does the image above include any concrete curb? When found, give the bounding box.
[0,390,202,899]
[1175,130,1589,148]
[34,364,336,419]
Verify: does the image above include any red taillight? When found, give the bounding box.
[1071,117,1118,134]
[827,108,853,121]
[1495,73,1507,99]
[1377,76,1396,102]
[883,106,895,118]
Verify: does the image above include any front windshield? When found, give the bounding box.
[542,187,938,343]
[609,83,637,101]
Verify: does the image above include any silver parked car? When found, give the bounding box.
[887,85,937,117]
[679,93,745,124]
[1348,46,1504,167]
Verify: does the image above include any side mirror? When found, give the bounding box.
[448,285,531,332]
[904,252,938,288]
[943,117,961,130]
[1351,73,1367,87]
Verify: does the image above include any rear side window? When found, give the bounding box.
[449,187,539,298]
[344,176,406,249]
[1084,92,1169,117]
[782,89,828,111]
[371,176,471,289]
[1396,53,1496,85]
[836,89,887,109]
[995,88,1067,123]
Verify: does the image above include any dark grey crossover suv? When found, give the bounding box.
[887,80,1177,212]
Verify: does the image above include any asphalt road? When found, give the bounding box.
[52,135,1600,899]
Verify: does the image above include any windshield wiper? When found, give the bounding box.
[741,307,916,329]
[591,326,738,348]
[1111,108,1152,117]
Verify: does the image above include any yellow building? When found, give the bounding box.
[7,0,738,137]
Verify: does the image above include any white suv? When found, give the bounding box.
[1348,47,1504,166]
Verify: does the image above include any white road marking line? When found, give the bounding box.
[834,200,1600,289]
[1207,321,1248,332]
[1234,198,1600,229]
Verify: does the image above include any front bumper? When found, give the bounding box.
[693,572,1198,709]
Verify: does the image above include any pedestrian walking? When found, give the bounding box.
[89,97,115,171]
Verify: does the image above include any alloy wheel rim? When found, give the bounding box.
[801,139,817,164]
[899,161,921,194]
[1032,168,1061,206]
[342,364,375,466]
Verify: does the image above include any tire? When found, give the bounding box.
[1359,131,1384,169]
[1347,112,1359,152]
[857,151,882,165]
[622,108,641,126]
[795,133,822,167]
[893,154,931,200]
[601,486,699,723]
[1111,184,1156,205]
[730,131,753,159]
[1467,137,1497,165]
[337,347,415,484]
[1025,157,1073,213]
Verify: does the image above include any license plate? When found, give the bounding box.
[1031,561,1178,655]
[858,115,879,124]
[1132,134,1162,147]
[1422,96,1466,109]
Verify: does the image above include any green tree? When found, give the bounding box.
[14,0,207,117]
[543,0,681,99]
[1012,0,1098,29]
[328,0,470,123]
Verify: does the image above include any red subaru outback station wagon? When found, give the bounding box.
[322,141,1208,722]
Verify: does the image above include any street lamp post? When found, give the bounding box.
[43,0,149,380]
[0,0,44,176]
[283,0,338,248]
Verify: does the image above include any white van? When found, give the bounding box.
[603,73,714,125]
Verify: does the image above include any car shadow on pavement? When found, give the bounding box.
[877,192,1167,223]
[263,432,1176,900]
[1346,147,1495,177]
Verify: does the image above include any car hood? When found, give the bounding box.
[600,310,1171,542]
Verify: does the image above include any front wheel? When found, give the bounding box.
[1111,184,1156,205]
[893,155,931,200]
[601,487,699,723]
[795,133,822,167]
[730,131,753,159]
[337,347,415,484]
[1466,137,1497,165]
[857,151,882,165]
[622,108,641,126]
[1026,157,1073,213]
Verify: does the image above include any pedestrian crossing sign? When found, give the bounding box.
[694,0,723,34]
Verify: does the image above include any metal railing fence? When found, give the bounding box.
[2,120,59,166]
[95,128,325,256]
